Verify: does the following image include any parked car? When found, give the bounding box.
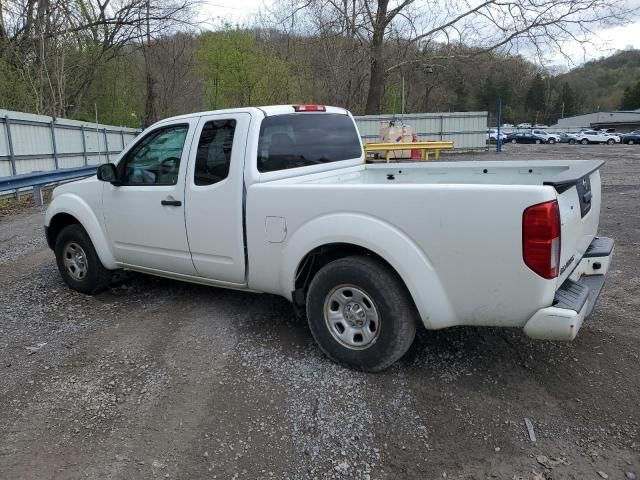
[531,129,561,144]
[621,131,640,144]
[603,132,621,143]
[533,124,549,128]
[568,130,617,145]
[516,122,532,129]
[487,128,507,143]
[557,132,577,143]
[501,123,514,128]
[506,132,545,144]
[44,104,614,371]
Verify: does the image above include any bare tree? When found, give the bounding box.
[0,0,197,117]
[269,0,632,114]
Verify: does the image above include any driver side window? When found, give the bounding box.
[119,124,188,186]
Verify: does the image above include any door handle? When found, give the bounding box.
[161,199,182,207]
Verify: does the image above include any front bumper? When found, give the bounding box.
[524,237,614,341]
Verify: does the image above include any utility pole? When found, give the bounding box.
[496,97,502,153]
[401,75,405,116]
[143,0,157,126]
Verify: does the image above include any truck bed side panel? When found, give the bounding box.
[246,182,557,329]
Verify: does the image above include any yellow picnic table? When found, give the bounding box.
[364,141,454,163]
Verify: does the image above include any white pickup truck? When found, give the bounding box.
[45,105,614,371]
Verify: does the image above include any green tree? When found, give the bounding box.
[197,29,300,109]
[0,51,33,111]
[524,73,546,121]
[620,80,640,110]
[551,82,579,122]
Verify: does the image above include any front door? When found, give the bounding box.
[103,120,198,275]
[184,113,251,284]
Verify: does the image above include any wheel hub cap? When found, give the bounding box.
[344,302,367,327]
[63,242,88,281]
[324,285,380,350]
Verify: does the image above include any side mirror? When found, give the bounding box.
[97,163,118,184]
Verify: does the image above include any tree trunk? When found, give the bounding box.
[365,38,385,114]
[144,67,157,125]
[364,0,389,115]
[0,0,6,40]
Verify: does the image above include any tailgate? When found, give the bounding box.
[545,161,603,285]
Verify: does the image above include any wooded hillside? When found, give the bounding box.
[0,0,637,127]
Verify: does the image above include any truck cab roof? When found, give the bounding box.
[151,105,350,128]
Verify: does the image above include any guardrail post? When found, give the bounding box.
[50,120,59,169]
[80,125,88,165]
[103,129,109,162]
[32,185,43,206]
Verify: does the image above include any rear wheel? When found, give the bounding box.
[535,139,542,144]
[581,139,589,145]
[548,138,556,144]
[569,138,576,145]
[306,255,418,372]
[607,138,615,145]
[511,139,517,144]
[629,139,636,145]
[54,224,112,294]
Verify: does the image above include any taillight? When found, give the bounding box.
[523,200,561,279]
[293,104,326,112]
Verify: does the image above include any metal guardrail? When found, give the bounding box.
[0,165,98,205]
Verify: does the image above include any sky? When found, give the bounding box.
[201,0,640,69]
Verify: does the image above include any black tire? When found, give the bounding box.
[535,139,541,144]
[607,138,615,145]
[511,139,517,144]
[629,139,635,145]
[569,138,576,145]
[581,138,588,145]
[548,138,556,144]
[306,255,418,372]
[54,224,112,295]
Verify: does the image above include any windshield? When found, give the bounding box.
[257,113,362,173]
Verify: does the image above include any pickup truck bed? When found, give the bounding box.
[247,159,606,336]
[294,160,601,186]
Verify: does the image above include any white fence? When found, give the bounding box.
[0,109,140,177]
[354,111,488,151]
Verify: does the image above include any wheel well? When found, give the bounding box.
[46,213,79,249]
[292,243,408,308]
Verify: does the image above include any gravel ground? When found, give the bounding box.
[0,143,639,480]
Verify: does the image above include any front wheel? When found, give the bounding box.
[629,139,636,145]
[54,224,113,294]
[306,255,418,372]
[569,139,576,145]
[535,139,542,144]
[511,139,517,144]
[548,138,556,144]
[607,138,615,145]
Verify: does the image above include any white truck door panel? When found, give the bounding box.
[102,120,198,275]
[184,113,251,284]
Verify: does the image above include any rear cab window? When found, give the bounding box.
[257,113,362,173]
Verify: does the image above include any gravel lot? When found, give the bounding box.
[1,143,639,480]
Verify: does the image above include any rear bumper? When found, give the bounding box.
[524,237,613,341]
